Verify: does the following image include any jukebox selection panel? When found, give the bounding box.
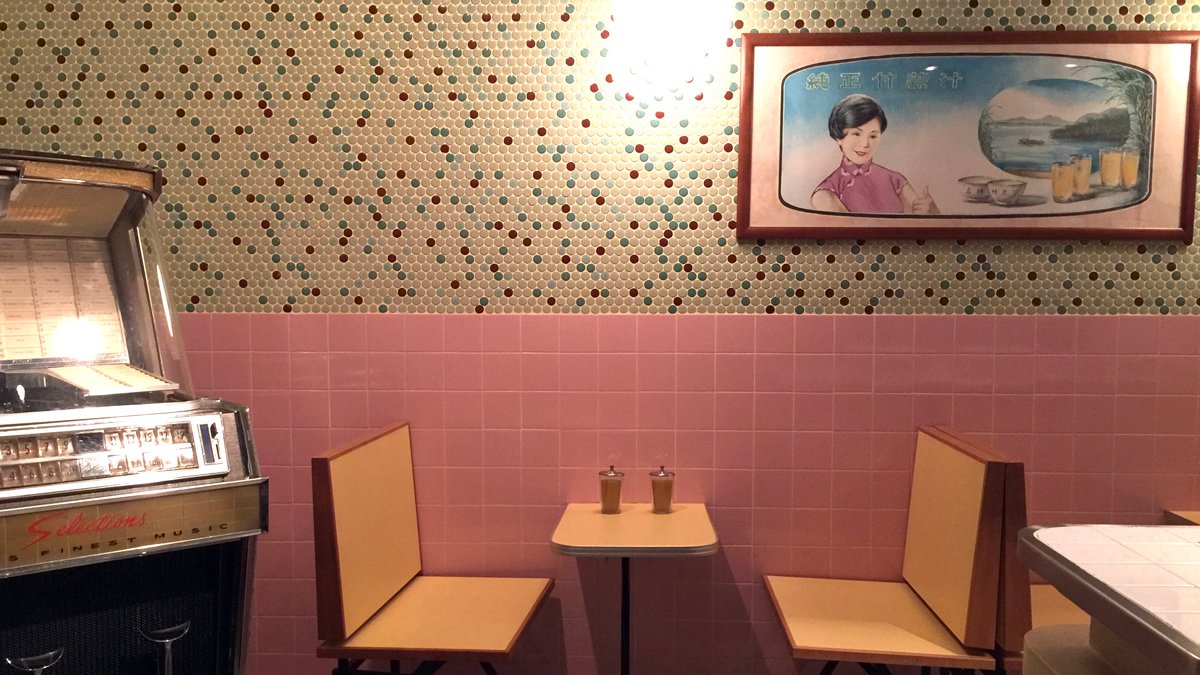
[0,415,229,497]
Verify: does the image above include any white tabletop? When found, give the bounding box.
[1021,524,1200,674]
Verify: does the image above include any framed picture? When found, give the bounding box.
[737,32,1200,241]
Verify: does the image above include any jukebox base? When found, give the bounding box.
[0,541,245,675]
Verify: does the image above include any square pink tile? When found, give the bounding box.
[715,354,755,392]
[212,351,253,389]
[913,316,954,354]
[1156,356,1200,395]
[597,353,638,391]
[832,393,872,432]
[1116,355,1158,395]
[329,391,370,429]
[755,316,794,353]
[952,354,994,394]
[251,391,292,429]
[597,315,638,352]
[833,354,873,393]
[792,429,830,468]
[482,315,522,353]
[755,354,794,393]
[1073,354,1118,394]
[834,316,874,353]
[1159,316,1200,355]
[714,315,756,353]
[481,353,521,391]
[675,314,716,353]
[952,394,994,433]
[795,315,835,353]
[637,353,676,391]
[992,395,1034,434]
[407,314,446,351]
[328,352,368,391]
[329,314,366,351]
[872,394,913,431]
[209,313,251,350]
[560,315,599,353]
[289,314,330,352]
[1076,316,1119,355]
[912,354,953,393]
[251,314,290,352]
[251,351,292,390]
[676,354,715,392]
[289,352,330,390]
[1032,395,1075,434]
[443,391,483,429]
[596,392,638,429]
[179,312,212,352]
[753,393,793,431]
[1035,316,1077,354]
[637,315,677,353]
[793,394,834,432]
[954,316,995,353]
[559,353,600,392]
[831,431,871,470]
[481,391,522,430]
[636,392,675,430]
[676,392,716,431]
[443,314,483,352]
[444,353,483,391]
[1117,316,1161,355]
[994,316,1037,354]
[794,354,835,392]
[405,353,444,390]
[874,315,914,354]
[792,471,832,509]
[1072,396,1115,434]
[1032,354,1074,395]
[993,354,1037,395]
[364,313,405,352]
[520,354,559,391]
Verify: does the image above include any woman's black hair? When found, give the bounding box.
[827,94,888,140]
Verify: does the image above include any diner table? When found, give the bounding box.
[550,502,718,675]
[1018,523,1200,674]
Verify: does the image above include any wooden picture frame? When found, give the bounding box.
[737,32,1200,242]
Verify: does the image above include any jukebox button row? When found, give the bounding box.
[0,437,77,461]
[0,447,201,489]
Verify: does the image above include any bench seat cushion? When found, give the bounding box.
[317,575,553,661]
[764,575,995,669]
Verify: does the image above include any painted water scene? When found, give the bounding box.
[778,53,1154,218]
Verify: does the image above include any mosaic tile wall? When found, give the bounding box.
[1,0,1199,314]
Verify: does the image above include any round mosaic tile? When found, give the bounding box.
[0,1,1198,314]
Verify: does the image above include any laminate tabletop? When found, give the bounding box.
[550,502,718,558]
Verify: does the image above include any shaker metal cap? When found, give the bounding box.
[650,465,675,477]
[600,465,625,477]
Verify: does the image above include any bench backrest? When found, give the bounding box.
[903,428,1006,650]
[312,423,422,642]
[933,426,1032,654]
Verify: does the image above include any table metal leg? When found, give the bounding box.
[621,556,630,675]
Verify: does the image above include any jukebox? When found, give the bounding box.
[0,150,267,675]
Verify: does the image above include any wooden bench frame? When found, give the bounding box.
[765,427,1009,675]
[937,429,1088,674]
[312,423,553,675]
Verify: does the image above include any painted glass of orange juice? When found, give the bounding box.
[1071,154,1091,195]
[1051,162,1074,203]
[1121,147,1140,189]
[1100,148,1123,188]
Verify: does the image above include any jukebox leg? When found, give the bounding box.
[139,621,191,675]
[4,648,64,675]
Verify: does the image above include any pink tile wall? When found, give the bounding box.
[181,313,1200,675]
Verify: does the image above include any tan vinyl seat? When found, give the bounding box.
[765,427,1006,674]
[312,423,552,675]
